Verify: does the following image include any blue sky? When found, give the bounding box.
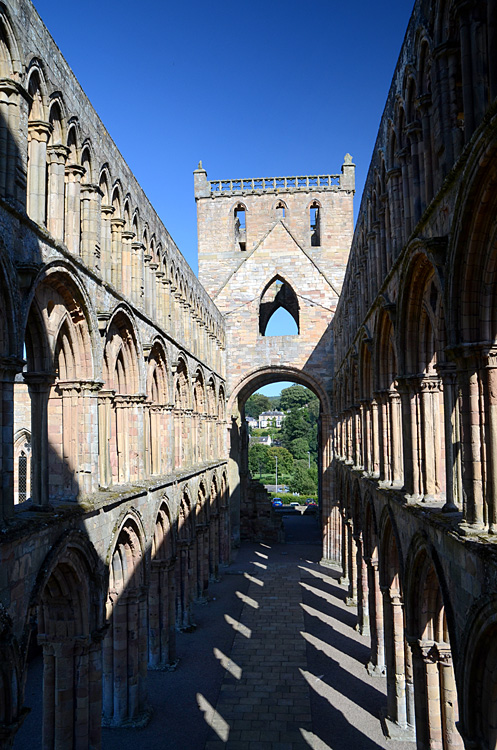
[32,0,414,395]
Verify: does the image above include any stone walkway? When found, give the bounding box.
[203,515,414,750]
[204,551,313,750]
[15,515,414,750]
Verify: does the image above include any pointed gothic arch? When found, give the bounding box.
[259,275,300,335]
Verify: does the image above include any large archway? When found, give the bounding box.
[226,365,333,557]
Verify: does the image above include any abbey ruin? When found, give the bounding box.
[1,0,497,748]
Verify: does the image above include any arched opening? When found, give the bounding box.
[234,203,246,251]
[195,482,209,600]
[227,368,330,551]
[380,516,415,735]
[176,490,195,630]
[145,342,169,477]
[34,537,103,748]
[13,429,31,504]
[259,277,299,336]
[148,502,176,669]
[310,200,321,246]
[102,518,148,727]
[406,546,463,749]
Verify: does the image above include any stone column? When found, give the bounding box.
[376,391,390,483]
[131,241,144,305]
[143,254,152,315]
[397,147,411,241]
[389,388,403,487]
[163,278,172,332]
[110,218,125,288]
[80,184,103,270]
[64,164,85,255]
[100,205,114,283]
[0,358,23,521]
[483,351,497,532]
[417,94,434,205]
[148,263,158,318]
[385,590,410,732]
[458,353,484,529]
[367,558,386,676]
[24,372,54,509]
[27,120,51,225]
[356,535,369,636]
[155,270,165,327]
[396,377,421,501]
[340,513,350,586]
[46,144,69,241]
[371,397,380,477]
[419,375,443,501]
[407,122,422,224]
[121,230,135,298]
[438,364,461,512]
[438,646,464,749]
[386,167,402,258]
[346,523,357,606]
[98,390,114,489]
[0,80,21,202]
[39,633,103,750]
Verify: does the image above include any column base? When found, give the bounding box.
[102,705,153,729]
[319,558,342,571]
[366,661,386,677]
[379,709,415,742]
[339,576,350,587]
[355,621,370,636]
[345,596,357,607]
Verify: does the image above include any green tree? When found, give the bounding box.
[267,446,294,476]
[288,437,310,460]
[290,465,317,495]
[280,384,318,411]
[245,393,271,419]
[280,408,310,446]
[248,443,270,476]
[268,395,281,410]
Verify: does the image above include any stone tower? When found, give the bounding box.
[194,157,355,403]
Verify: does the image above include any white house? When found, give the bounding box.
[258,410,285,429]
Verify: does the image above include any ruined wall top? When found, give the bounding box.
[194,155,355,200]
[332,0,493,369]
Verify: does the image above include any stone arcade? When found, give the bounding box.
[2,0,497,749]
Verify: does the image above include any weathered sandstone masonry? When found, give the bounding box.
[195,160,354,545]
[0,2,229,748]
[328,1,497,748]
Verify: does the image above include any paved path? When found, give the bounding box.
[204,514,413,750]
[15,515,414,750]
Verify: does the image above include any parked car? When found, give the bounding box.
[305,498,317,506]
[290,501,299,507]
[272,498,283,507]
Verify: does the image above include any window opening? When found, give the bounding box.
[276,202,286,219]
[265,307,298,336]
[259,277,300,336]
[310,202,320,246]
[18,452,27,503]
[234,205,246,251]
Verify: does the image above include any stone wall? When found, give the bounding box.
[0,1,229,746]
[329,1,497,748]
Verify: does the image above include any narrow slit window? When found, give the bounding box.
[18,451,27,503]
[310,202,321,246]
[276,202,286,219]
[234,204,246,251]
